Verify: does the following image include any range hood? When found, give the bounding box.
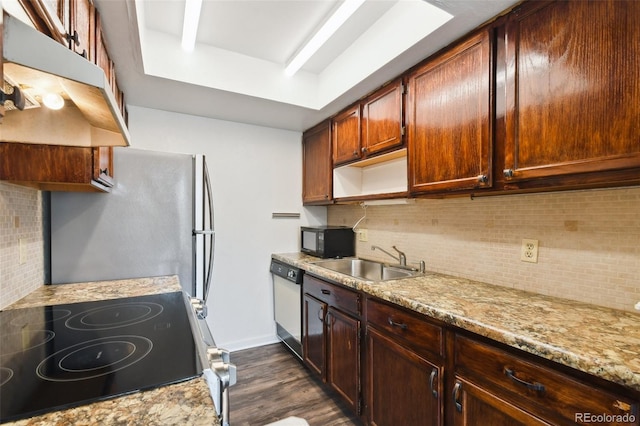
[0,12,130,147]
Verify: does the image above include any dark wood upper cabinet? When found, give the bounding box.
[302,120,333,205]
[0,142,114,192]
[332,79,405,167]
[332,104,361,166]
[502,0,640,185]
[407,30,492,195]
[361,79,404,158]
[26,0,69,44]
[69,0,94,59]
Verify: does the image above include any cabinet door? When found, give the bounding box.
[326,307,361,415]
[407,30,492,194]
[69,0,94,59]
[452,379,551,426]
[31,0,69,44]
[95,13,113,88]
[93,147,113,187]
[302,120,333,205]
[362,79,404,157]
[332,104,361,166]
[503,1,640,183]
[367,327,442,426]
[303,293,326,379]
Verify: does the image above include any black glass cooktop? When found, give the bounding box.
[0,291,200,423]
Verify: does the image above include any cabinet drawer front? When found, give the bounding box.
[455,335,639,425]
[303,275,360,316]
[366,298,444,358]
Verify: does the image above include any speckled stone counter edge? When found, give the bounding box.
[272,253,640,393]
[3,275,221,426]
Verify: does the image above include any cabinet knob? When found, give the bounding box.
[361,147,367,153]
[477,174,488,184]
[503,169,514,179]
[100,168,109,176]
[65,30,80,47]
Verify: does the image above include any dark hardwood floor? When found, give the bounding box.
[229,343,362,426]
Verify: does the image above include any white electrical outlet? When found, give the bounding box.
[358,229,368,242]
[520,239,539,263]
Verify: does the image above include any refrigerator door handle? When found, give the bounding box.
[203,159,215,306]
[193,230,215,235]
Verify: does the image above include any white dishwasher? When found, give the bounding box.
[271,259,304,360]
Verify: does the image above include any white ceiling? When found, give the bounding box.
[93,0,519,131]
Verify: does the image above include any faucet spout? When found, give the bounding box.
[371,245,399,263]
[372,244,425,273]
[392,246,407,266]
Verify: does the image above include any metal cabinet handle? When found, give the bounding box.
[477,174,488,184]
[65,30,80,46]
[429,368,438,398]
[503,169,514,178]
[321,289,331,295]
[453,381,462,412]
[361,147,367,153]
[318,306,325,323]
[387,317,407,330]
[504,368,545,392]
[100,168,109,176]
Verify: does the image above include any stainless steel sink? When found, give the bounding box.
[312,258,421,282]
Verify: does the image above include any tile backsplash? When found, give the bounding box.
[328,186,640,312]
[0,183,44,309]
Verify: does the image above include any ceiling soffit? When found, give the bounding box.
[133,0,452,111]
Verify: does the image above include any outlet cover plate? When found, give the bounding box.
[520,239,539,263]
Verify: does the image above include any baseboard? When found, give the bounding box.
[222,334,280,352]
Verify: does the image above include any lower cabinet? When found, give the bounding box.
[302,275,362,415]
[451,378,551,426]
[365,297,444,426]
[452,334,639,426]
[301,285,639,425]
[366,328,443,426]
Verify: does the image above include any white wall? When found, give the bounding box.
[127,106,326,350]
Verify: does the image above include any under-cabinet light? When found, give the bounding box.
[42,93,64,110]
[362,199,416,206]
[284,0,366,77]
[181,0,203,51]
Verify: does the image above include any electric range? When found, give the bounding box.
[0,291,203,423]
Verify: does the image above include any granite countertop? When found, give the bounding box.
[3,276,221,426]
[273,252,640,393]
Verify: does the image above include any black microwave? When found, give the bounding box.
[301,226,355,258]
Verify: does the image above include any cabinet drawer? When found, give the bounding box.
[366,298,444,358]
[303,275,360,316]
[455,334,639,425]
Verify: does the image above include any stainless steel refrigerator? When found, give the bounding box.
[49,147,214,303]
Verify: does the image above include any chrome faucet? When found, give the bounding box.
[371,245,425,273]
